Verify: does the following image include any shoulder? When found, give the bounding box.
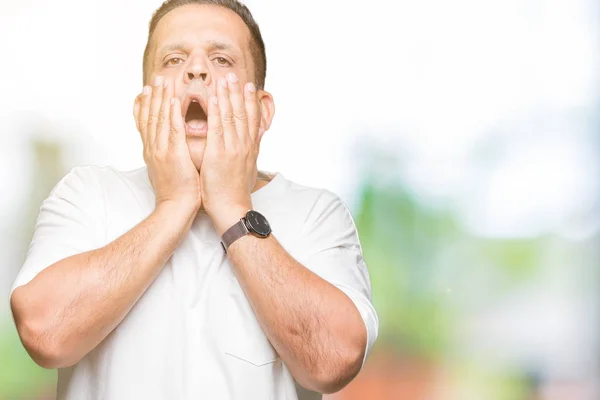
[282,176,340,206]
[51,164,149,201]
[57,164,148,190]
[50,165,102,200]
[281,177,354,230]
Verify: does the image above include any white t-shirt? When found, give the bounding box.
[10,165,378,400]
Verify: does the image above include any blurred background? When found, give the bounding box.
[1,0,599,399]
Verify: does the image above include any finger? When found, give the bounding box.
[133,93,142,131]
[138,86,152,145]
[148,75,164,147]
[217,76,236,148]
[169,96,186,149]
[156,79,171,150]
[258,127,267,143]
[227,73,248,143]
[207,95,224,149]
[244,82,260,143]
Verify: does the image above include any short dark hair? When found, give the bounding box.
[142,0,267,89]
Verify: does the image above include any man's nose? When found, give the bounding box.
[187,71,207,81]
[184,60,210,85]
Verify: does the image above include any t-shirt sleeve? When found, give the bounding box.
[10,166,105,298]
[293,190,379,369]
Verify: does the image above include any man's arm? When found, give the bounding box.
[11,76,201,369]
[213,208,367,394]
[198,74,373,394]
[10,200,197,369]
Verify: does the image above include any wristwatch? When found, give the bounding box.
[220,210,272,253]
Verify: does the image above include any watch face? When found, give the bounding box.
[245,210,271,237]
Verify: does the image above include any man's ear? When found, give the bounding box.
[257,89,275,135]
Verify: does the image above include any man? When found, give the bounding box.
[9,1,378,399]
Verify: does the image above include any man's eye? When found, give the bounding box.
[166,58,183,66]
[214,57,231,66]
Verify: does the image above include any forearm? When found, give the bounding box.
[10,200,197,368]
[226,233,366,394]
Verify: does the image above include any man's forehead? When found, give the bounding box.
[151,4,251,54]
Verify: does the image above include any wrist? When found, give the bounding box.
[156,196,201,213]
[155,199,200,228]
[209,205,251,237]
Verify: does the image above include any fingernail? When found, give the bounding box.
[171,98,175,105]
[227,73,238,83]
[211,96,218,105]
[220,78,227,88]
[246,82,256,93]
[154,76,163,86]
[163,79,169,89]
[143,86,151,95]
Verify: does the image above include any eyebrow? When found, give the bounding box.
[156,40,242,59]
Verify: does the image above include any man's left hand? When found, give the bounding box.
[200,73,265,236]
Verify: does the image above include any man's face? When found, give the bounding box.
[147,4,264,170]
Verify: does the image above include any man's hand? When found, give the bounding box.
[134,75,202,211]
[13,79,209,368]
[200,73,265,235]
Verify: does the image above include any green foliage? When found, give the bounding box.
[448,359,536,400]
[353,172,544,360]
[475,239,543,282]
[354,179,459,359]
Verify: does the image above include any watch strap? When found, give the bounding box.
[221,217,249,253]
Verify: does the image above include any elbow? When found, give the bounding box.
[301,315,368,394]
[27,344,67,370]
[309,344,365,394]
[11,289,78,369]
[26,335,81,370]
[15,315,70,369]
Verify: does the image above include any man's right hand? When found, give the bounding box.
[11,76,204,370]
[133,75,201,212]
